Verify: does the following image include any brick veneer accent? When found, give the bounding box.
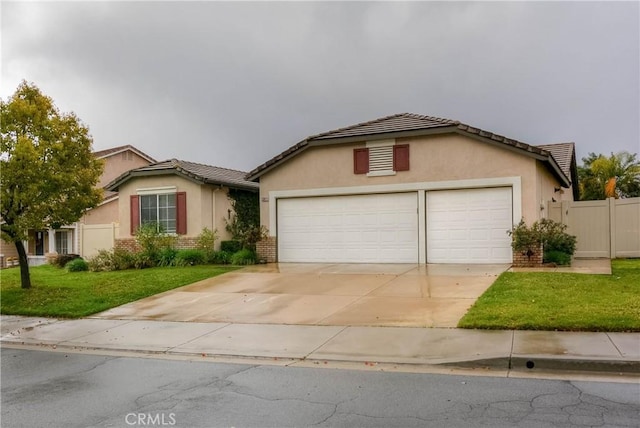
[114,238,140,253]
[256,237,276,263]
[512,243,544,267]
[114,237,199,252]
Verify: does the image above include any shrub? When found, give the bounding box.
[231,248,257,265]
[536,218,577,255]
[112,248,136,270]
[88,249,114,272]
[196,227,218,262]
[87,248,137,271]
[211,250,232,265]
[196,227,218,249]
[508,220,540,257]
[220,240,242,254]
[175,249,206,266]
[133,252,155,269]
[508,218,577,263]
[66,258,89,272]
[134,222,177,266]
[544,250,572,266]
[157,247,178,267]
[51,253,81,268]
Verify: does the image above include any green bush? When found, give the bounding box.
[51,254,81,268]
[133,252,155,269]
[211,250,232,265]
[536,218,577,255]
[112,248,136,270]
[544,250,572,266]
[508,220,539,257]
[508,218,577,263]
[220,240,242,253]
[66,258,89,272]
[231,248,257,265]
[157,247,178,267]
[134,222,177,266]
[196,227,218,262]
[175,249,206,266]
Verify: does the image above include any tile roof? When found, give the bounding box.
[106,159,258,192]
[93,145,156,162]
[536,143,575,178]
[309,113,459,140]
[247,113,570,187]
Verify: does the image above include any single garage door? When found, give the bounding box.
[427,187,513,263]
[278,193,419,263]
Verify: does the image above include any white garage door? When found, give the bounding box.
[278,193,419,263]
[427,187,513,263]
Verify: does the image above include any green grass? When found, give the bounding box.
[458,259,640,332]
[0,264,238,318]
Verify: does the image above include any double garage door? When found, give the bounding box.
[277,188,513,264]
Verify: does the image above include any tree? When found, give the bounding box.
[1,81,103,288]
[578,151,640,200]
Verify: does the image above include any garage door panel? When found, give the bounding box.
[427,188,513,264]
[278,193,419,263]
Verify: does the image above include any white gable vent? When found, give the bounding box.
[366,139,396,176]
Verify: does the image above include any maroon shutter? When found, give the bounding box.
[354,148,369,174]
[176,192,187,235]
[393,144,410,171]
[130,195,140,235]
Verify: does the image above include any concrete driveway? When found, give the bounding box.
[94,264,509,328]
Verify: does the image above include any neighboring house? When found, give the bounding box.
[0,145,155,267]
[77,145,156,258]
[247,113,578,265]
[105,159,259,251]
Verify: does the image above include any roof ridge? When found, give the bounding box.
[93,144,156,162]
[308,113,408,140]
[403,112,460,125]
[172,158,250,174]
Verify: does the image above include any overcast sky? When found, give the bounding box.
[2,1,638,172]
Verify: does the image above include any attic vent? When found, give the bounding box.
[368,146,393,172]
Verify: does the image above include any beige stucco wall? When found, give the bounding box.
[197,184,234,246]
[214,188,234,244]
[535,161,573,220]
[117,175,234,249]
[98,150,152,188]
[81,199,119,225]
[258,133,561,228]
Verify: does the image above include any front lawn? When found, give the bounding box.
[458,259,640,332]
[0,264,238,318]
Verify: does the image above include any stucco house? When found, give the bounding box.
[1,145,155,266]
[106,159,259,251]
[247,113,578,265]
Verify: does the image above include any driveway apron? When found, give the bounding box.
[94,264,508,328]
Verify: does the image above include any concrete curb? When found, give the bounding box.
[3,340,639,376]
[441,355,640,374]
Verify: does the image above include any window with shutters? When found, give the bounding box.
[141,194,176,233]
[131,188,187,235]
[353,140,410,176]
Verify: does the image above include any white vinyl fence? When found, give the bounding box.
[547,197,640,258]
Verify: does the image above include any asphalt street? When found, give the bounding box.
[1,348,638,428]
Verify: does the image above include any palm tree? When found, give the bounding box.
[578,151,640,200]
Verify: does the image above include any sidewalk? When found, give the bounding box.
[2,315,638,375]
